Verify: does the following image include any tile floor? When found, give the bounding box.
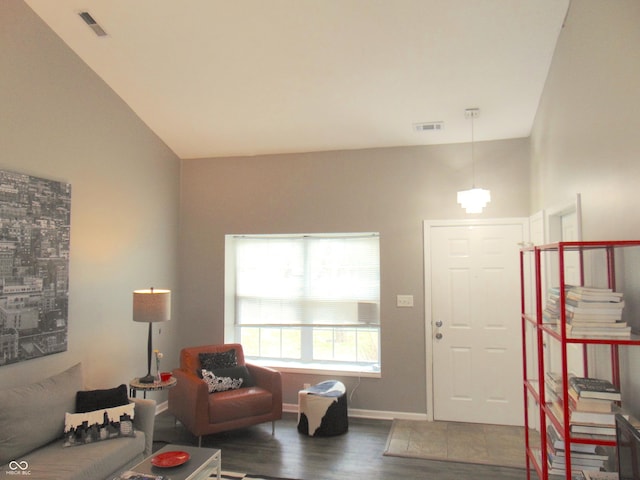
[384,419,532,468]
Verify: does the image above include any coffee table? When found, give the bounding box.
[122,444,221,480]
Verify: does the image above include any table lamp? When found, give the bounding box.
[133,287,171,383]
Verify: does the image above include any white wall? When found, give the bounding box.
[0,1,180,394]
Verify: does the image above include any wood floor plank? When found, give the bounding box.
[153,412,526,479]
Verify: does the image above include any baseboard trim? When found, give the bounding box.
[154,400,426,422]
[283,402,427,421]
[156,400,168,415]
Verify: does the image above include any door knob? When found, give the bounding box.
[435,332,443,340]
[435,321,443,327]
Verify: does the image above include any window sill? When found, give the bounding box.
[246,359,381,378]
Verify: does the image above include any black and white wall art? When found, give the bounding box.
[0,170,71,366]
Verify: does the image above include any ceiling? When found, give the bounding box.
[25,0,570,159]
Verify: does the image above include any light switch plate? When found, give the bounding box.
[397,294,414,307]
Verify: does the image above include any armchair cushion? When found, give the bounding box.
[209,387,274,423]
[199,349,237,371]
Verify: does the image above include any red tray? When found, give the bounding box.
[151,450,190,468]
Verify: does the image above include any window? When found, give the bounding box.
[224,233,380,375]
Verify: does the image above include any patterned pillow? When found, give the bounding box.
[63,403,135,447]
[201,369,245,393]
[199,349,237,371]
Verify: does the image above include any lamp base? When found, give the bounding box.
[138,374,156,384]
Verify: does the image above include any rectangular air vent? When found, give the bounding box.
[413,121,444,132]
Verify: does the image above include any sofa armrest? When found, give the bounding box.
[246,363,282,409]
[131,397,156,456]
[168,368,210,436]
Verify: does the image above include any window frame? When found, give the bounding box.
[224,233,381,377]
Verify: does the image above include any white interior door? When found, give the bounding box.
[425,220,526,426]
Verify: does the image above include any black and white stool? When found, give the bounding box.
[297,380,348,436]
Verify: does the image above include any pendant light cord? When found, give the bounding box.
[471,113,476,189]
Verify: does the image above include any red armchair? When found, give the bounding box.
[168,343,282,446]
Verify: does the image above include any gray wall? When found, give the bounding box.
[531,0,640,239]
[0,1,181,393]
[179,140,530,414]
[8,0,639,421]
[530,0,640,415]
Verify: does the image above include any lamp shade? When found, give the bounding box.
[133,289,171,323]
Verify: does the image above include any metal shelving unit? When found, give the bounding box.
[521,240,640,480]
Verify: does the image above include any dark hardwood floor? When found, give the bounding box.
[153,411,526,479]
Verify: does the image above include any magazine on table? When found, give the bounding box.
[115,471,170,480]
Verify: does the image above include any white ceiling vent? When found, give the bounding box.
[413,121,444,132]
[78,11,108,37]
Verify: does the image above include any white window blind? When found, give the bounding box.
[229,233,380,372]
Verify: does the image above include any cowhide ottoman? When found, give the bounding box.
[297,380,348,436]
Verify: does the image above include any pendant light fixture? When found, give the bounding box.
[457,108,491,213]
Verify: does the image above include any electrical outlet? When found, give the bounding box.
[396,294,414,307]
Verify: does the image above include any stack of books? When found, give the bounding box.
[568,376,624,438]
[547,423,609,476]
[545,371,564,404]
[543,286,564,324]
[564,286,630,338]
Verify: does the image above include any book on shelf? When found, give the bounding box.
[546,371,564,394]
[547,423,599,454]
[566,285,616,294]
[570,407,628,427]
[566,303,625,316]
[551,449,610,462]
[564,286,626,327]
[568,320,629,328]
[569,388,615,413]
[566,311,623,323]
[569,377,621,401]
[549,464,603,476]
[570,423,616,436]
[544,310,560,324]
[566,323,631,338]
[547,438,608,467]
[549,473,588,480]
[548,454,606,469]
[582,472,619,480]
[566,298,625,309]
[566,284,622,297]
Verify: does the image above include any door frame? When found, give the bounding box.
[423,217,529,421]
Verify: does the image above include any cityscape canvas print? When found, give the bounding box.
[0,169,71,366]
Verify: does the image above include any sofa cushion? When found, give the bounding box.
[0,363,83,465]
[75,384,128,413]
[7,430,146,480]
[63,402,136,446]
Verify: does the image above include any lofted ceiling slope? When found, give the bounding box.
[24,0,570,159]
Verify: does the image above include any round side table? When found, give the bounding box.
[129,376,177,398]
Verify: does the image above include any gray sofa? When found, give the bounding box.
[0,363,155,480]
